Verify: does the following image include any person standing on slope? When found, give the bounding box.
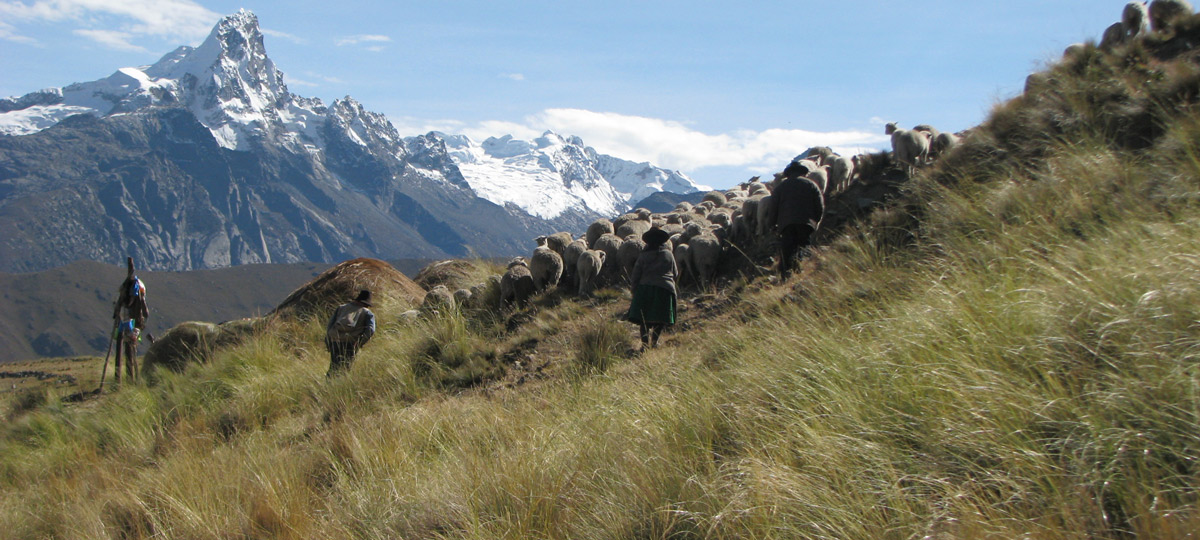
[768,160,825,281]
[111,257,150,383]
[325,290,376,377]
[626,227,678,351]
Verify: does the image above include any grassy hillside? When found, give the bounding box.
[0,258,435,364]
[2,23,1199,540]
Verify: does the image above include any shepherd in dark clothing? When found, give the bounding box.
[767,161,825,280]
[626,227,677,350]
[112,257,149,383]
[325,290,377,377]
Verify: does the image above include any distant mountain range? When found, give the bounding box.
[0,10,704,273]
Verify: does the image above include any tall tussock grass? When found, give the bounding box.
[3,33,1200,539]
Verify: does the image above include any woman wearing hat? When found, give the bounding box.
[626,226,678,350]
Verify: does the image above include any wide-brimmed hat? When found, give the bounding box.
[642,226,671,248]
[783,160,811,179]
[354,289,373,307]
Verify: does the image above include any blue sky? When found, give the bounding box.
[1,1,1128,188]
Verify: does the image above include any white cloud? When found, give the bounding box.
[73,28,146,51]
[284,76,318,88]
[261,28,305,44]
[303,71,345,84]
[364,45,385,52]
[391,108,889,184]
[0,19,37,43]
[336,34,391,46]
[499,73,525,81]
[527,109,889,173]
[0,0,219,50]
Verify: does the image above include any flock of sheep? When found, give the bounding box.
[1076,0,1192,53]
[1027,1,1195,97]
[407,1,1195,319]
[408,128,955,317]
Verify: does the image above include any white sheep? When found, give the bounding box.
[422,285,455,312]
[612,212,638,232]
[500,258,536,308]
[687,233,722,288]
[702,191,727,207]
[576,250,606,296]
[673,243,692,287]
[560,238,587,291]
[617,235,646,281]
[529,246,563,292]
[586,218,614,249]
[1149,0,1193,31]
[707,208,733,228]
[756,194,776,237]
[544,231,573,257]
[807,166,830,193]
[797,146,834,165]
[660,223,685,237]
[827,155,855,194]
[1100,21,1127,49]
[740,194,766,239]
[679,221,708,245]
[615,219,651,239]
[931,132,960,161]
[453,288,473,307]
[886,122,931,176]
[912,124,941,140]
[592,233,624,280]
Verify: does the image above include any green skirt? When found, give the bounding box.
[627,284,676,325]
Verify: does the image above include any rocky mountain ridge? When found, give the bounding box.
[0,10,703,273]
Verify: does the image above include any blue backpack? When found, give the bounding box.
[127,277,145,304]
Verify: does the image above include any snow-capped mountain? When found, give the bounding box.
[436,131,704,219]
[0,11,703,272]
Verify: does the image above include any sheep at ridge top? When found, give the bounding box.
[827,154,856,195]
[1149,0,1193,32]
[886,122,931,176]
[1124,2,1150,37]
[931,132,961,161]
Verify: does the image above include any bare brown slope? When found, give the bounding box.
[269,258,426,321]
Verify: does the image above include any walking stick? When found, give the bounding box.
[97,319,117,393]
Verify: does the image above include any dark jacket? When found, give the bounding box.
[113,276,149,326]
[768,176,825,231]
[325,300,376,346]
[630,244,678,296]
